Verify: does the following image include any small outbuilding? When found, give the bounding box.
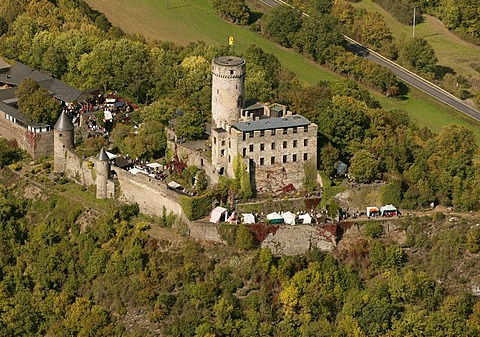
[334,160,348,177]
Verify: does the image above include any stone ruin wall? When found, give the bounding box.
[115,167,184,218]
[0,114,53,159]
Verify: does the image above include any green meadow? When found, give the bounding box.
[86,0,480,139]
[352,0,480,79]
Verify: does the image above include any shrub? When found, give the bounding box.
[364,222,384,239]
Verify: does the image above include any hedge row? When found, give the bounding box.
[179,192,217,220]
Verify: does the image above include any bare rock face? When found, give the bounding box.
[261,225,336,255]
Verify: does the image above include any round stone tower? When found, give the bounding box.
[211,56,246,129]
[95,148,110,199]
[53,111,74,172]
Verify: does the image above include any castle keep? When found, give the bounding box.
[210,56,318,193]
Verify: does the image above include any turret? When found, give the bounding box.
[95,148,110,199]
[53,111,74,172]
[211,56,246,129]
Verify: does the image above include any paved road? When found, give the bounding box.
[259,0,480,122]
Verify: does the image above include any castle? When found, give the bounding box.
[202,56,318,193]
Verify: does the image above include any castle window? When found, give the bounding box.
[230,70,234,75]
[242,132,246,141]
[293,154,297,162]
[260,143,265,151]
[271,129,276,136]
[304,153,308,161]
[293,127,297,134]
[228,140,231,148]
[283,155,287,163]
[221,140,225,146]
[249,144,254,152]
[271,142,275,150]
[260,130,265,137]
[228,155,231,163]
[283,141,287,149]
[243,148,246,156]
[304,139,308,146]
[260,157,264,166]
[249,131,254,138]
[271,156,275,164]
[293,140,297,148]
[214,137,217,144]
[217,89,219,94]
[221,149,225,157]
[283,128,287,135]
[304,126,308,132]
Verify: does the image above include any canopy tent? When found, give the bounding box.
[104,110,113,121]
[105,151,118,160]
[380,204,397,216]
[299,213,312,224]
[242,213,255,224]
[281,211,296,225]
[128,168,144,175]
[227,212,238,224]
[267,212,284,224]
[209,206,228,224]
[146,162,164,171]
[366,206,380,217]
[167,181,182,189]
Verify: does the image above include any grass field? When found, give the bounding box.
[352,0,480,79]
[85,0,480,139]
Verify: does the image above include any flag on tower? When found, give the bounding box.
[228,36,234,45]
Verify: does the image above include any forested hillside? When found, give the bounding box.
[1,155,480,336]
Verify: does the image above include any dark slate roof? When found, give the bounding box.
[0,62,51,85]
[97,148,109,161]
[0,57,10,71]
[232,115,311,132]
[243,103,264,111]
[0,101,49,128]
[0,87,17,102]
[0,61,95,103]
[54,111,74,131]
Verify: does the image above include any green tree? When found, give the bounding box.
[302,159,318,192]
[213,0,250,25]
[261,5,303,48]
[399,37,438,76]
[174,110,205,141]
[236,224,255,250]
[349,149,380,183]
[16,78,61,124]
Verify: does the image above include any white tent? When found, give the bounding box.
[104,110,113,121]
[128,168,144,175]
[209,206,227,223]
[380,204,397,216]
[267,212,284,224]
[105,151,118,160]
[282,211,296,225]
[366,206,380,217]
[242,213,255,224]
[167,181,182,189]
[299,213,312,224]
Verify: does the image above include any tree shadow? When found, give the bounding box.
[434,65,455,80]
[249,11,263,25]
[397,81,410,100]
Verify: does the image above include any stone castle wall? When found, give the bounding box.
[0,114,53,159]
[115,168,184,218]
